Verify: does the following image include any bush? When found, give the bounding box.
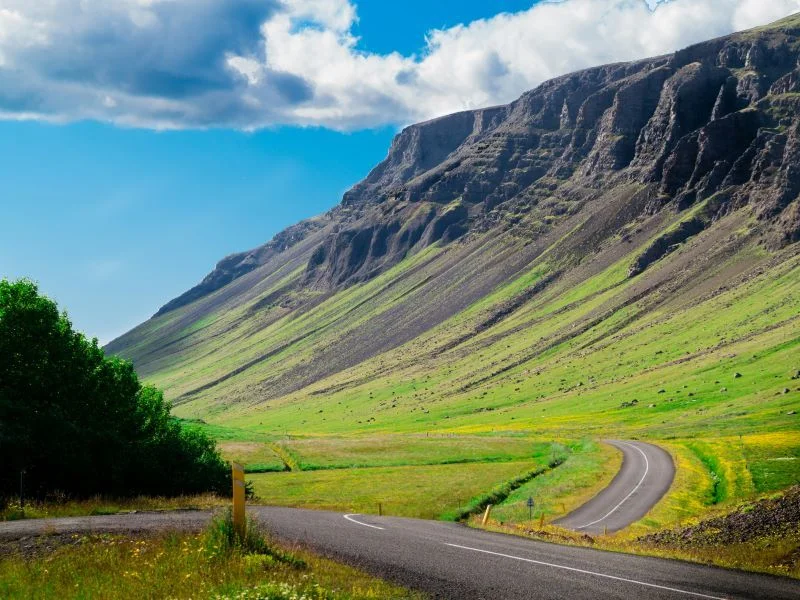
[204,509,305,568]
[0,278,229,500]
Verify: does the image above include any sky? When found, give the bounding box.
[2,0,799,343]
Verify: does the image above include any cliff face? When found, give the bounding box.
[297,16,800,291]
[107,15,800,410]
[153,15,800,316]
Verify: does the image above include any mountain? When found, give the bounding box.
[106,15,800,440]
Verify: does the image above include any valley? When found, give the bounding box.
[104,12,800,568]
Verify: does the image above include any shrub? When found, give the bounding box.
[0,278,229,500]
[204,509,305,568]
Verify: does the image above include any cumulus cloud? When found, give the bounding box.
[0,0,798,130]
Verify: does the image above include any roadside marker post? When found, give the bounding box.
[527,496,534,521]
[482,504,493,525]
[232,462,246,539]
[538,513,545,529]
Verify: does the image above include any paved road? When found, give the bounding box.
[555,440,675,534]
[2,507,797,599]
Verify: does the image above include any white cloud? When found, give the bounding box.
[0,0,797,130]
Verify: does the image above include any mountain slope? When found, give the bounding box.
[107,14,800,445]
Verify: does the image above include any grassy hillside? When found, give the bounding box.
[106,15,800,535]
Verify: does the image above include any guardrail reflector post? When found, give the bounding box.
[232,462,246,538]
[482,504,493,525]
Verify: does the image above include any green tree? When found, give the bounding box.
[0,279,228,499]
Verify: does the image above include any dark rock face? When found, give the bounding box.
[158,15,800,315]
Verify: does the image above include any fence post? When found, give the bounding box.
[232,462,246,539]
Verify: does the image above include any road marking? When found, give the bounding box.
[444,543,726,600]
[344,514,385,530]
[575,441,649,530]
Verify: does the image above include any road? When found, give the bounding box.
[555,439,675,534]
[1,507,797,599]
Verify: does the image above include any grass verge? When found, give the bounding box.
[0,510,423,599]
[0,494,228,521]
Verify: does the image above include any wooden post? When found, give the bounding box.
[232,462,246,539]
[378,503,383,516]
[482,504,493,525]
[538,513,545,529]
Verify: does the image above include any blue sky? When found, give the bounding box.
[1,0,796,343]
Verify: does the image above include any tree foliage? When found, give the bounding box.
[0,279,229,499]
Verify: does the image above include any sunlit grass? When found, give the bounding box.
[249,460,548,519]
[277,435,554,470]
[0,513,422,599]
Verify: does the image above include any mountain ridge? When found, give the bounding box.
[106,14,800,427]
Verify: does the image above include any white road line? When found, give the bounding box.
[444,543,726,600]
[343,514,385,530]
[576,441,650,530]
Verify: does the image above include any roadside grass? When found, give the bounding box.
[0,494,227,522]
[248,460,547,519]
[486,440,621,525]
[0,511,422,599]
[277,435,555,470]
[440,444,568,521]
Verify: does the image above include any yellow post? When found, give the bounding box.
[232,462,246,539]
[538,513,545,529]
[482,504,493,525]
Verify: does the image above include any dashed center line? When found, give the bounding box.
[444,543,726,599]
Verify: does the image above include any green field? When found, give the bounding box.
[250,460,551,520]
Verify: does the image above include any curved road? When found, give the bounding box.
[1,507,797,599]
[555,440,675,534]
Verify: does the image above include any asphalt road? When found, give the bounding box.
[555,440,675,534]
[1,507,798,599]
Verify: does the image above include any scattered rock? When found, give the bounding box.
[734,373,743,379]
[640,485,800,547]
